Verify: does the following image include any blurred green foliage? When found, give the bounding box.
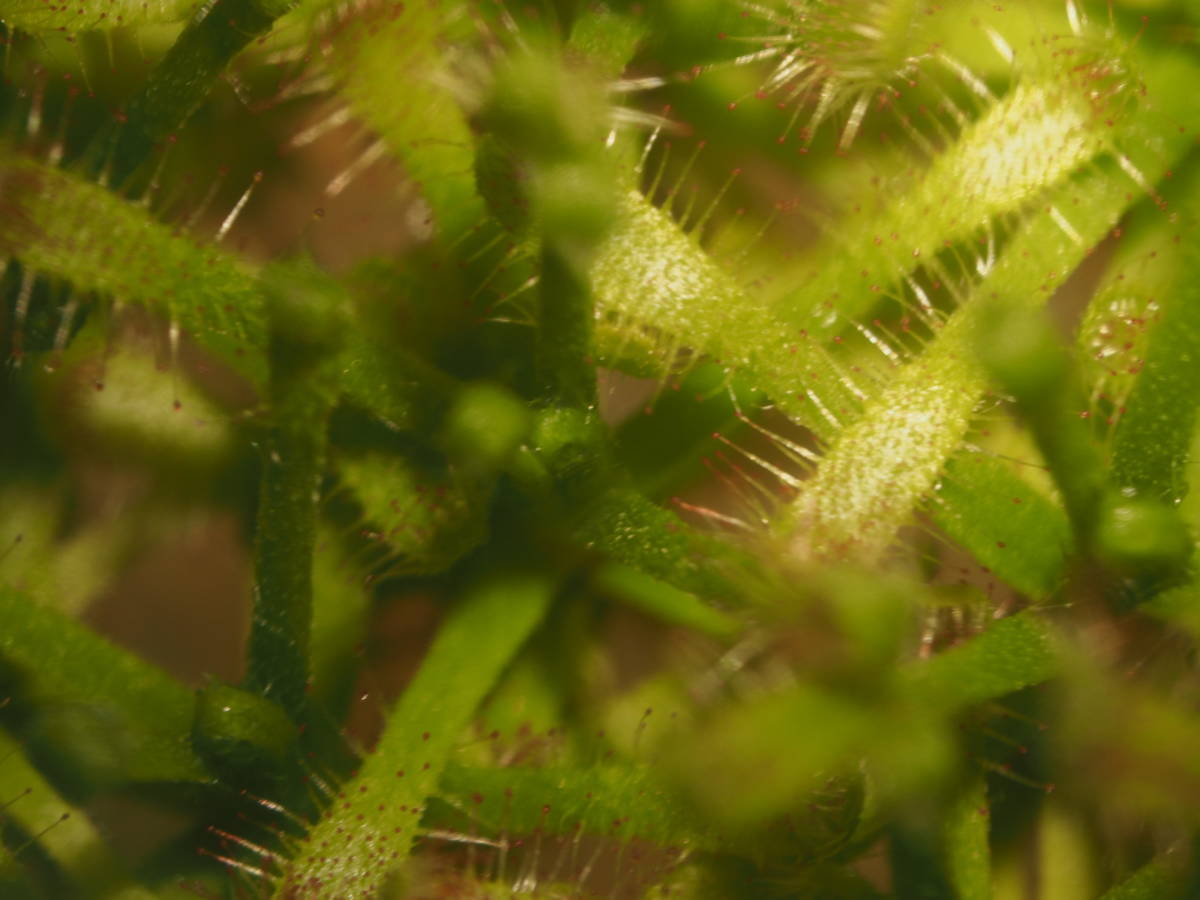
[2,0,1200,897]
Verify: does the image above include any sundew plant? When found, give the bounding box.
[3,0,1200,896]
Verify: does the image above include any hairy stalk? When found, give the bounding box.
[0,155,267,385]
[244,382,331,720]
[79,0,299,185]
[0,731,153,898]
[537,246,597,408]
[278,570,556,898]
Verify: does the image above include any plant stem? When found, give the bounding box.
[244,380,331,723]
[537,245,597,407]
[80,0,295,185]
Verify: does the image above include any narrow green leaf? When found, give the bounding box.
[945,773,991,900]
[662,681,881,828]
[277,571,555,898]
[322,0,480,240]
[538,244,599,406]
[975,301,1107,541]
[336,331,458,434]
[244,371,333,721]
[334,448,489,577]
[1101,853,1191,900]
[0,587,209,791]
[782,306,981,561]
[571,483,751,603]
[591,562,740,638]
[589,185,858,442]
[929,453,1070,599]
[663,678,953,830]
[567,3,645,78]
[901,610,1059,715]
[0,731,153,899]
[308,528,370,719]
[1037,804,1097,900]
[0,156,267,386]
[436,760,704,850]
[778,51,1132,332]
[1109,187,1200,505]
[0,487,122,617]
[782,53,1197,561]
[245,260,345,723]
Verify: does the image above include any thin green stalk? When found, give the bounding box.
[80,0,296,185]
[0,155,267,386]
[0,731,154,898]
[944,773,991,900]
[243,382,331,721]
[537,245,598,408]
[277,569,556,898]
[244,262,344,722]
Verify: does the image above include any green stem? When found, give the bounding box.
[80,0,295,185]
[537,246,597,407]
[244,382,331,722]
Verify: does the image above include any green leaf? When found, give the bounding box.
[901,610,1059,715]
[591,562,739,638]
[975,301,1106,541]
[435,759,703,850]
[0,156,267,386]
[277,570,556,898]
[334,447,490,577]
[1108,180,1200,506]
[0,486,123,617]
[944,773,991,900]
[321,0,481,240]
[1101,853,1191,900]
[0,731,153,899]
[82,0,299,185]
[244,367,333,721]
[336,330,458,434]
[777,47,1136,332]
[928,453,1070,599]
[780,50,1197,561]
[308,527,371,719]
[662,679,953,830]
[0,587,209,792]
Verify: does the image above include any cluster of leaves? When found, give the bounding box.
[2,0,1200,897]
